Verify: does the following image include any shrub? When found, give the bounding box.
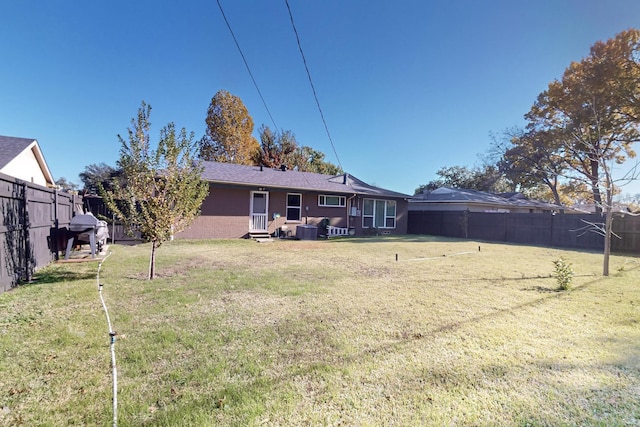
[553,258,573,290]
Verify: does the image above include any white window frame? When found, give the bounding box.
[318,194,346,207]
[362,199,396,229]
[286,193,302,222]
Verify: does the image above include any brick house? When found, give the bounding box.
[178,161,410,239]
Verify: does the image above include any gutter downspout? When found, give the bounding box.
[347,193,357,234]
[342,172,357,234]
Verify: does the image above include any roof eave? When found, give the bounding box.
[30,141,55,187]
[205,178,357,194]
[206,178,408,198]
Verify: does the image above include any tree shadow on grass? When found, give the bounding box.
[2,187,38,291]
[25,268,95,286]
[523,285,562,293]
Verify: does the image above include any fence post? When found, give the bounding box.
[53,188,59,261]
[21,182,31,282]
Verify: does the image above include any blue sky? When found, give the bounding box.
[1,1,640,196]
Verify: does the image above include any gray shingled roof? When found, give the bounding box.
[201,161,410,198]
[0,135,35,169]
[410,187,564,210]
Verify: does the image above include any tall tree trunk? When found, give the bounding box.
[602,175,615,277]
[603,206,613,276]
[545,176,564,212]
[590,159,602,213]
[550,185,562,207]
[149,240,157,280]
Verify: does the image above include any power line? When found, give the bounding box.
[284,0,344,171]
[216,0,279,131]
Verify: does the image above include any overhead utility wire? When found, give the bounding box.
[284,0,343,171]
[216,0,279,131]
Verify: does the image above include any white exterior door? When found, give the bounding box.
[250,191,269,232]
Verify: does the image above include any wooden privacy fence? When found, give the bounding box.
[408,211,640,253]
[0,172,81,293]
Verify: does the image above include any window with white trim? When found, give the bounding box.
[363,199,396,228]
[318,194,346,207]
[286,193,302,221]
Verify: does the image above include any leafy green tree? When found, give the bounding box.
[255,125,342,174]
[199,90,259,164]
[524,29,640,275]
[414,165,511,195]
[102,102,209,280]
[79,163,120,195]
[521,180,589,207]
[526,30,640,210]
[255,126,298,168]
[55,177,78,192]
[493,128,569,206]
[300,146,342,175]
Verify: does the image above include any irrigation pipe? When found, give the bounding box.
[400,251,477,262]
[97,251,117,427]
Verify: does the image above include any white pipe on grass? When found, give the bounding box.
[97,252,117,426]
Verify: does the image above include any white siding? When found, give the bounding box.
[0,145,49,187]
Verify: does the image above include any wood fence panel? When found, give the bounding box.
[28,186,54,274]
[507,213,553,246]
[408,211,441,235]
[437,211,463,238]
[468,212,506,241]
[407,211,640,253]
[550,214,604,250]
[0,180,26,293]
[612,215,640,252]
[0,172,80,293]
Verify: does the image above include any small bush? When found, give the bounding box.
[553,258,573,290]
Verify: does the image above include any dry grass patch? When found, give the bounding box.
[1,236,640,426]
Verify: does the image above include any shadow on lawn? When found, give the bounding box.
[26,268,95,286]
[205,272,637,425]
[523,285,561,293]
[357,274,606,355]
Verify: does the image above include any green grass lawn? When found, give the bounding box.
[1,236,640,426]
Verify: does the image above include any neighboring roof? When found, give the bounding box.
[0,135,34,169]
[201,161,410,198]
[410,187,564,210]
[0,135,55,187]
